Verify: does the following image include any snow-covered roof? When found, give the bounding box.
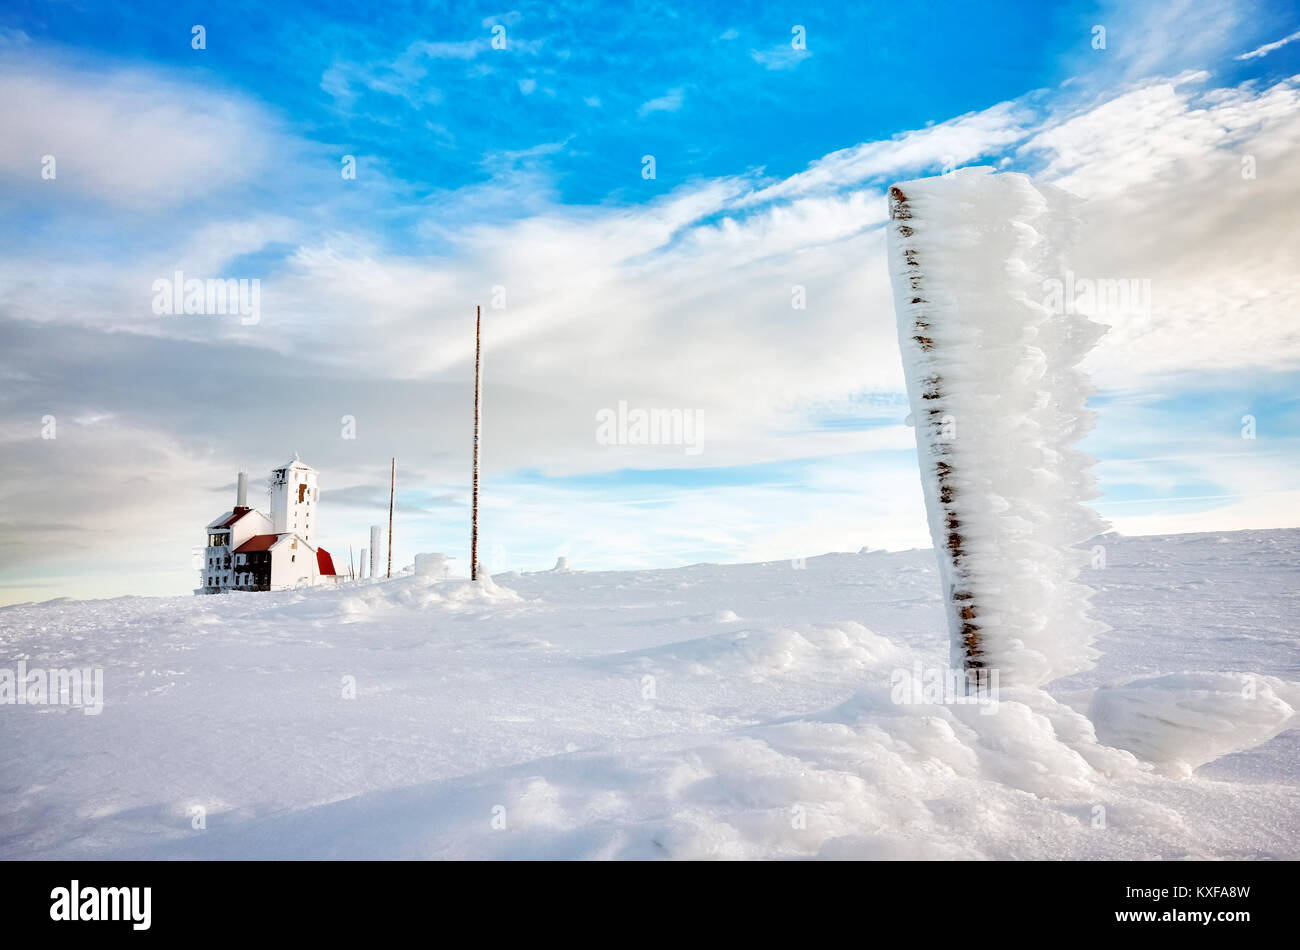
[274,453,314,472]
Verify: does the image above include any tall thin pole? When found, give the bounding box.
[387,457,395,579]
[471,305,482,581]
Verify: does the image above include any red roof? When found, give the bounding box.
[234,534,280,553]
[317,548,337,575]
[214,507,254,529]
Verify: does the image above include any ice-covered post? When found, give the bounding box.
[471,305,482,582]
[886,167,1108,687]
[387,457,395,579]
[369,525,383,581]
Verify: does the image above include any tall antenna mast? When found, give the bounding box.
[387,457,395,579]
[471,304,482,581]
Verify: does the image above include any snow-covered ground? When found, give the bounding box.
[2,529,1296,860]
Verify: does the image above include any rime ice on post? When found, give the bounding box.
[886,167,1108,687]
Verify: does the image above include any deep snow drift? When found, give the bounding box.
[1,530,1297,860]
[887,167,1108,686]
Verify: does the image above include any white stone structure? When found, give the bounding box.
[198,456,341,594]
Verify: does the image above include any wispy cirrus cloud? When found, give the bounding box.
[638,87,685,116]
[736,101,1034,207]
[1236,27,1300,59]
[320,34,544,108]
[750,45,810,70]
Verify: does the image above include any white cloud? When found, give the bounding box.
[5,49,1300,599]
[1095,447,1300,537]
[0,418,226,601]
[750,45,810,71]
[1236,28,1300,59]
[0,59,279,209]
[1081,0,1254,82]
[407,39,486,60]
[1022,73,1300,384]
[320,35,544,108]
[736,101,1034,207]
[482,11,524,29]
[638,87,685,117]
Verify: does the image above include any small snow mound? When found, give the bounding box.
[443,573,520,603]
[714,610,741,623]
[413,553,453,579]
[337,597,369,622]
[390,585,446,609]
[1089,672,1298,776]
[616,622,902,681]
[357,574,521,609]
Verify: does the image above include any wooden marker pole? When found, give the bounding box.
[888,185,982,670]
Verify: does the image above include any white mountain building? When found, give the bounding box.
[199,455,340,593]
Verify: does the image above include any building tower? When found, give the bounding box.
[270,454,319,546]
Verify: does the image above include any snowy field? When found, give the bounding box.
[1,528,1297,860]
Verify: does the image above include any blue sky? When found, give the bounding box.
[2,0,1299,602]
[13,3,1079,198]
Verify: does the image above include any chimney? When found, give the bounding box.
[236,470,248,509]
